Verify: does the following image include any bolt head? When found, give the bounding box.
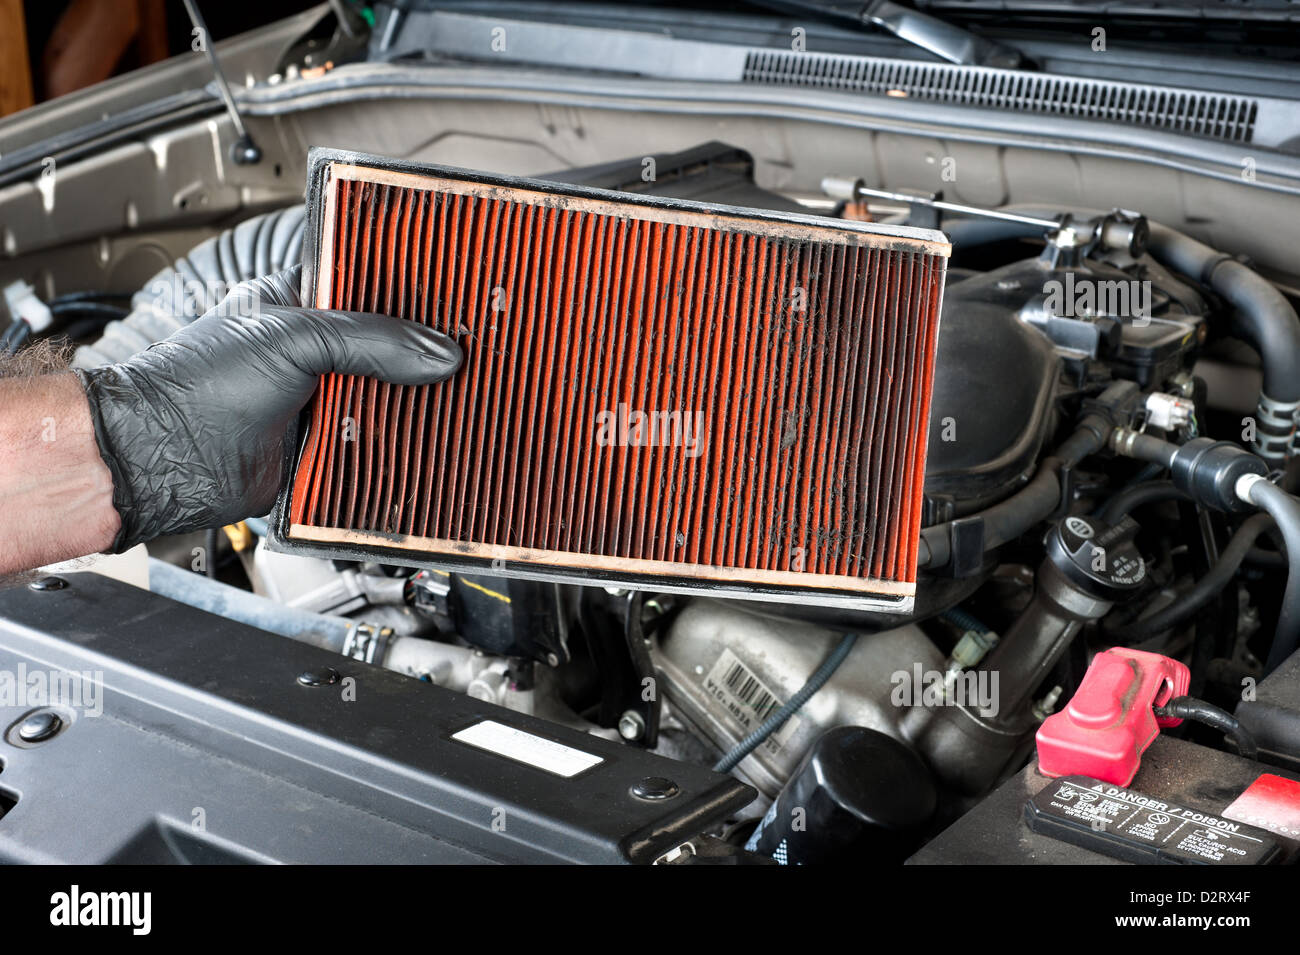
[296,667,341,687]
[230,136,262,165]
[17,710,63,743]
[617,710,646,741]
[631,776,680,800]
[29,576,67,591]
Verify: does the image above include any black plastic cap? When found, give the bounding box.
[1046,514,1147,602]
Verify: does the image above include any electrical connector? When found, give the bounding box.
[1144,392,1195,431]
[3,281,54,335]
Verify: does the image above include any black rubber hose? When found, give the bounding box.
[1,320,30,353]
[1245,545,1287,567]
[1155,695,1258,760]
[1099,480,1192,523]
[1146,223,1300,404]
[713,632,858,774]
[50,301,130,321]
[1113,431,1180,469]
[1241,479,1300,671]
[1112,513,1274,642]
[919,413,1113,568]
[51,291,133,306]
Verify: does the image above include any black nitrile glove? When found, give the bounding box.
[76,265,461,552]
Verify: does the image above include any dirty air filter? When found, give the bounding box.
[274,148,949,612]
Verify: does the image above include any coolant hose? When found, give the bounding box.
[149,557,353,652]
[1146,222,1300,465]
[73,205,306,367]
[1117,512,1274,643]
[712,632,859,774]
[1145,224,1300,388]
[1238,478,1300,671]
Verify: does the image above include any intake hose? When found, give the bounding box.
[73,205,306,368]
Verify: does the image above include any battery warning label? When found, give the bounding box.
[1224,773,1300,840]
[1025,775,1280,865]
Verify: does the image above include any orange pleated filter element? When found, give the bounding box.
[279,149,950,612]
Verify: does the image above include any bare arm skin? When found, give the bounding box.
[0,373,120,575]
[0,267,459,578]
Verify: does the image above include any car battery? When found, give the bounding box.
[910,734,1300,865]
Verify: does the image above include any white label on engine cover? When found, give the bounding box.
[451,720,604,777]
[704,649,800,757]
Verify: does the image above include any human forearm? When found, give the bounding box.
[0,266,458,576]
[0,372,120,574]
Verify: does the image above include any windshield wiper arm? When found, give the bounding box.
[747,0,1026,68]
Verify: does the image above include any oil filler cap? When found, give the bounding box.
[1047,515,1146,602]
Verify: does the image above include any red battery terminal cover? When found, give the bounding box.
[1036,648,1191,786]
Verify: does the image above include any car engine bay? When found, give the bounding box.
[1,0,1299,871]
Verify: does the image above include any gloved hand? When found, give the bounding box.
[75,265,461,552]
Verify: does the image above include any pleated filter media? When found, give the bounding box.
[274,149,949,612]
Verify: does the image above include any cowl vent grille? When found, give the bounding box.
[742,50,1258,144]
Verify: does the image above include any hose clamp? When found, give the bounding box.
[342,622,395,664]
[1253,396,1297,464]
[1257,393,1300,425]
[1235,472,1267,505]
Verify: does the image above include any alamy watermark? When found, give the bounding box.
[1043,273,1151,326]
[890,662,1000,718]
[146,273,273,322]
[0,664,103,717]
[595,403,704,458]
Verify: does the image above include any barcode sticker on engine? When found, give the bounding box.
[703,649,800,758]
[452,720,604,778]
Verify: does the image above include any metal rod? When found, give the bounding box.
[181,0,261,163]
[853,184,1061,229]
[327,0,359,39]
